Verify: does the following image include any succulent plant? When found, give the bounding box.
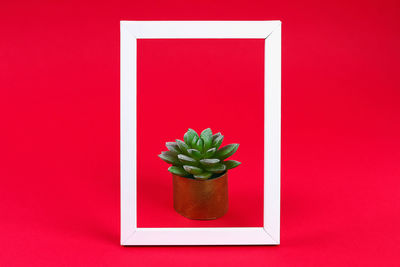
[159,128,241,180]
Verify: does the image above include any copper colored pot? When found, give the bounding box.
[172,172,228,220]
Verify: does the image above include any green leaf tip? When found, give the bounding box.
[175,139,189,154]
[191,135,199,148]
[177,154,197,165]
[200,128,213,151]
[183,165,203,175]
[204,163,226,173]
[204,148,216,158]
[184,129,199,146]
[215,143,239,160]
[159,151,180,165]
[194,138,204,153]
[168,166,189,176]
[212,132,222,141]
[194,172,212,179]
[223,160,241,170]
[212,134,224,149]
[166,142,181,154]
[187,148,202,160]
[199,158,220,166]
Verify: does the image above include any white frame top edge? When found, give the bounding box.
[121,20,281,39]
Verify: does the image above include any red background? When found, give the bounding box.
[1,0,400,266]
[137,39,264,227]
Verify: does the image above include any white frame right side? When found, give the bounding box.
[121,21,281,246]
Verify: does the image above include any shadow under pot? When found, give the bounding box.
[172,172,228,220]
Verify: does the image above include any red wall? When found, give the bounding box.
[1,0,399,266]
[137,39,265,228]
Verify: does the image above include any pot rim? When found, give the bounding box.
[173,171,227,181]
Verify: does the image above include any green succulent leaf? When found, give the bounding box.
[194,172,212,179]
[204,148,216,158]
[194,138,204,153]
[223,160,241,170]
[200,128,213,151]
[191,135,199,148]
[183,165,203,175]
[199,158,220,167]
[184,129,199,146]
[168,166,189,176]
[159,151,181,165]
[166,142,181,154]
[204,163,226,173]
[176,139,189,154]
[212,135,224,149]
[215,144,239,160]
[177,154,198,165]
[187,148,202,160]
[212,132,222,142]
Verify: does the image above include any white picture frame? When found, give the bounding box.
[121,21,281,246]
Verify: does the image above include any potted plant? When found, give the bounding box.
[159,128,241,220]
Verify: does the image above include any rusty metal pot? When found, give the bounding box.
[172,172,228,220]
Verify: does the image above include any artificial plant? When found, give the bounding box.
[159,128,241,179]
